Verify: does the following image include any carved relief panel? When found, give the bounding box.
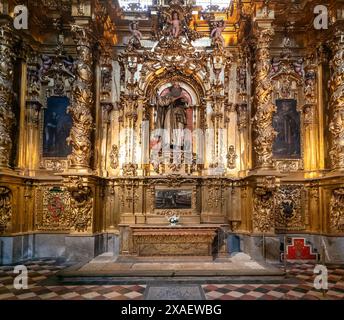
[275,185,306,231]
[35,186,71,231]
[0,187,12,234]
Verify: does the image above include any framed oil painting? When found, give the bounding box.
[155,189,192,209]
[272,99,301,159]
[43,96,72,158]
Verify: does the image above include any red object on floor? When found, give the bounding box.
[286,238,318,260]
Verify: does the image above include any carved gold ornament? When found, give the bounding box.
[275,185,305,231]
[0,23,15,168]
[252,27,277,168]
[67,24,94,169]
[66,177,93,233]
[0,187,12,233]
[329,30,344,170]
[329,188,344,233]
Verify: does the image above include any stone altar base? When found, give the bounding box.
[120,224,228,257]
[55,252,286,285]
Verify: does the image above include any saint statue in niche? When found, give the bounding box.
[155,82,190,148]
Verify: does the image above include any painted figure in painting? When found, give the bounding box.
[43,97,72,158]
[155,190,192,209]
[45,112,58,149]
[272,99,301,159]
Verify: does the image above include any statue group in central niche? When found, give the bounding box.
[155,82,189,148]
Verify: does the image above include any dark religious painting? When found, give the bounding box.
[43,97,72,158]
[272,99,301,159]
[155,189,192,209]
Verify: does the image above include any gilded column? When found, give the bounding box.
[303,56,319,175]
[328,29,344,171]
[236,47,249,174]
[67,24,94,171]
[0,22,15,169]
[25,54,42,174]
[99,51,114,176]
[252,27,276,169]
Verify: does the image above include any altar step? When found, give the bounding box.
[52,253,288,285]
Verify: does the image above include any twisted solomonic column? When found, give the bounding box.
[0,23,15,169]
[252,27,277,169]
[67,24,94,170]
[329,29,344,171]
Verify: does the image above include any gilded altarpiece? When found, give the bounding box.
[1,0,344,264]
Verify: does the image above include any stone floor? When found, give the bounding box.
[0,258,343,300]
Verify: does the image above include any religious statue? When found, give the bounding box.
[271,57,281,74]
[169,11,181,38]
[128,21,142,50]
[155,83,189,148]
[282,36,291,49]
[293,58,305,77]
[211,20,225,48]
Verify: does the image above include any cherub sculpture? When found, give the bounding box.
[293,58,305,77]
[128,21,142,50]
[169,11,181,38]
[211,20,226,48]
[271,57,281,74]
[40,55,53,78]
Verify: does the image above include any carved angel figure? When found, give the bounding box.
[128,21,142,50]
[211,20,225,48]
[293,58,305,77]
[39,55,53,78]
[271,57,281,74]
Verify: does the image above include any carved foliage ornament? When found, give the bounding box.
[275,185,304,231]
[0,23,15,168]
[329,31,344,170]
[0,187,12,233]
[303,60,317,127]
[37,187,71,231]
[67,177,93,233]
[329,188,344,233]
[253,177,277,233]
[226,145,237,169]
[253,186,275,233]
[110,145,119,169]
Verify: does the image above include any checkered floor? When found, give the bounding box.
[203,264,344,300]
[0,259,343,300]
